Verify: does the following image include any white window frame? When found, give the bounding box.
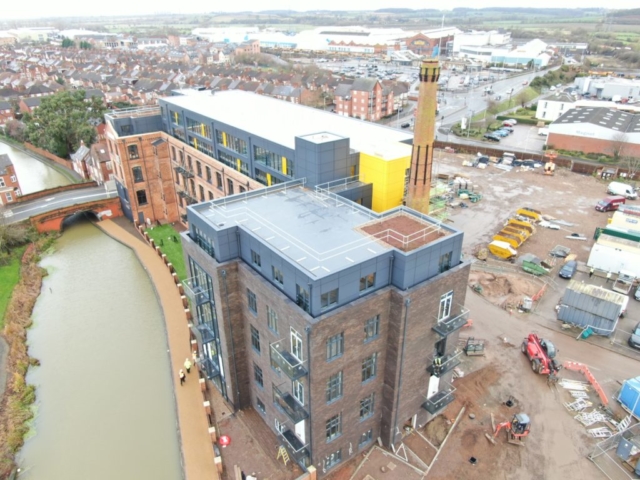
[438,291,453,322]
[290,328,303,363]
[10,175,16,183]
[6,191,12,202]
[275,418,285,433]
[293,379,304,406]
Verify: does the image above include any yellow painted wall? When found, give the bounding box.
[359,152,410,212]
[222,132,227,147]
[282,157,287,175]
[267,173,272,186]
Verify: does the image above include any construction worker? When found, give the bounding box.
[589,267,594,278]
[433,356,442,374]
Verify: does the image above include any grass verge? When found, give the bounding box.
[0,246,26,331]
[0,235,56,477]
[144,224,187,281]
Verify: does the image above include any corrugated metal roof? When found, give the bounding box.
[564,280,627,305]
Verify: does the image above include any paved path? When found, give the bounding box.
[97,219,219,480]
[0,336,7,402]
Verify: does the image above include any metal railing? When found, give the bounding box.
[432,308,470,337]
[281,429,309,457]
[423,381,456,414]
[201,356,220,380]
[270,341,307,380]
[427,349,462,377]
[182,277,212,306]
[273,384,309,423]
[174,164,195,178]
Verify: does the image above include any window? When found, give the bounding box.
[251,249,261,268]
[290,328,303,362]
[321,288,338,310]
[293,380,304,405]
[364,315,380,342]
[359,393,375,420]
[205,166,212,184]
[359,429,373,448]
[196,161,202,177]
[10,175,16,183]
[0,178,4,187]
[296,284,310,314]
[199,185,205,202]
[120,124,132,135]
[267,305,278,333]
[136,190,148,205]
[326,371,343,403]
[254,364,263,388]
[360,273,376,292]
[439,252,452,273]
[208,191,214,200]
[326,413,342,442]
[239,186,246,193]
[438,291,453,322]
[250,325,260,353]
[227,178,234,195]
[272,266,284,286]
[127,144,139,159]
[6,192,12,202]
[362,353,378,382]
[324,449,342,470]
[256,398,266,415]
[248,289,257,314]
[216,172,223,189]
[275,418,285,433]
[326,333,344,361]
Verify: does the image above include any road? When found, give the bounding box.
[2,185,115,224]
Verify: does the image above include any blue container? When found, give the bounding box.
[618,377,640,419]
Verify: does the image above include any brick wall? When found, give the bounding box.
[547,133,640,158]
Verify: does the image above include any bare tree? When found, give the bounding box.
[609,132,629,160]
[516,90,529,108]
[623,155,640,180]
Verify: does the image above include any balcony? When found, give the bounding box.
[202,356,220,380]
[181,214,188,223]
[273,384,309,423]
[183,277,211,306]
[178,189,198,205]
[270,342,307,380]
[426,349,462,377]
[281,429,309,460]
[174,165,194,178]
[432,309,469,337]
[422,382,456,414]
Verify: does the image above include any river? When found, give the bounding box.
[18,221,182,480]
[0,142,72,194]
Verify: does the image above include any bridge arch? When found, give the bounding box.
[30,198,124,233]
[60,210,101,231]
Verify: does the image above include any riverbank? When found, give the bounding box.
[96,219,219,480]
[0,237,54,478]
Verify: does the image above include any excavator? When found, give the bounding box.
[494,413,531,446]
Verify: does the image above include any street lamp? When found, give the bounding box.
[467,110,475,139]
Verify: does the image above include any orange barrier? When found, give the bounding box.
[531,284,547,302]
[563,361,608,406]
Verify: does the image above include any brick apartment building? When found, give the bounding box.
[334,78,394,121]
[0,153,21,205]
[181,181,469,476]
[105,89,414,226]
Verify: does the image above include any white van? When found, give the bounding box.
[607,181,638,200]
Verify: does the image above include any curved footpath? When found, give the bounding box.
[97,219,218,480]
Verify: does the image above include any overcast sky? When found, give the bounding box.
[3,1,627,20]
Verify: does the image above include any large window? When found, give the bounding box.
[256,397,266,415]
[251,249,261,268]
[439,252,452,273]
[132,166,144,183]
[267,305,278,333]
[321,289,338,310]
[326,333,344,361]
[227,178,234,195]
[359,429,373,448]
[290,328,303,362]
[293,380,304,406]
[218,151,249,176]
[190,137,215,157]
[360,273,376,292]
[438,291,453,322]
[250,325,260,353]
[186,117,212,139]
[254,363,263,388]
[128,144,139,160]
[362,352,378,383]
[364,315,380,342]
[253,146,294,177]
[272,266,284,286]
[206,166,212,184]
[326,413,342,442]
[216,129,247,155]
[296,284,310,314]
[136,189,148,205]
[326,371,343,403]
[170,110,182,126]
[359,393,375,420]
[216,172,223,189]
[248,288,258,314]
[324,449,342,470]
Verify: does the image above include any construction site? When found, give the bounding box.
[314,150,640,480]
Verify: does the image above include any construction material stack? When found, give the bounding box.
[487,208,540,260]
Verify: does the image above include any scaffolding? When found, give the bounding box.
[589,422,640,480]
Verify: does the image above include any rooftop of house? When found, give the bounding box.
[554,107,640,133]
[164,89,412,151]
[0,153,13,175]
[191,182,453,279]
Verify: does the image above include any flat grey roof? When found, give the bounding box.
[193,183,452,278]
[163,89,413,150]
[556,106,640,133]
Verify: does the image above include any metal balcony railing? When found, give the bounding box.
[182,277,212,306]
[178,188,198,205]
[174,165,194,178]
[426,349,462,377]
[432,308,469,337]
[201,356,220,380]
[180,214,188,223]
[273,384,309,423]
[422,382,456,414]
[281,429,308,457]
[270,342,307,380]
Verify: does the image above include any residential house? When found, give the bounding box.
[87,141,112,185]
[70,141,90,179]
[0,153,21,205]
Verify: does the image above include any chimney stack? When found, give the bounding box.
[405,59,440,214]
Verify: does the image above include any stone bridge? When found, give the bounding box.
[29,197,123,232]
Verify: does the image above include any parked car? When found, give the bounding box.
[595,196,626,212]
[635,285,640,301]
[476,155,490,165]
[400,122,411,128]
[483,133,500,142]
[501,126,514,133]
[504,119,518,125]
[522,159,543,168]
[628,322,640,349]
[493,130,510,137]
[559,260,578,279]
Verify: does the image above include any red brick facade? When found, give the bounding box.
[548,132,640,158]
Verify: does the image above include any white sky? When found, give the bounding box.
[2,1,628,20]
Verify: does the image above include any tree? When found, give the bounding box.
[61,37,75,48]
[623,155,640,181]
[23,89,106,158]
[609,132,629,160]
[5,119,25,141]
[516,90,529,108]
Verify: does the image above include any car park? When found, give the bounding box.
[483,133,500,142]
[559,260,578,279]
[493,130,510,137]
[628,322,640,349]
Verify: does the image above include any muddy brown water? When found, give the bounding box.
[17,222,182,480]
[0,142,71,194]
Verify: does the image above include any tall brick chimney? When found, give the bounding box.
[405,59,440,214]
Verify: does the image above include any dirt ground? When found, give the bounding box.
[468,271,544,308]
